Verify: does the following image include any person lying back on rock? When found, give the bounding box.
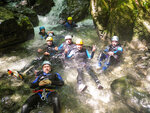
[66,39,103,92]
[21,61,64,113]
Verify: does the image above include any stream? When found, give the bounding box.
[0,0,150,113]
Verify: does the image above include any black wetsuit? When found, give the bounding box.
[21,71,64,113]
[67,47,101,86]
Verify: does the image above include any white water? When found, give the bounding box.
[0,1,137,113]
[38,0,66,25]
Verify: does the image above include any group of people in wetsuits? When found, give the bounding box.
[20,17,123,113]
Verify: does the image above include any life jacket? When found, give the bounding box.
[39,32,48,39]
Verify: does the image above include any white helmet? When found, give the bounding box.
[111,36,119,41]
[65,35,72,40]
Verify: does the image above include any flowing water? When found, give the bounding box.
[0,0,143,113]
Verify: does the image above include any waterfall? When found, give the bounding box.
[38,0,66,26]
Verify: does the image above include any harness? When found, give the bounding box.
[108,44,121,53]
[33,88,56,101]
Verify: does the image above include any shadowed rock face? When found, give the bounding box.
[27,0,54,16]
[60,0,90,22]
[0,7,34,49]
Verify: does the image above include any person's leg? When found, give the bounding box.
[85,65,103,89]
[77,68,84,84]
[21,93,41,113]
[51,93,60,113]
[102,55,111,71]
[77,68,87,91]
[98,52,107,67]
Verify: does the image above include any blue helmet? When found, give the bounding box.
[39,26,45,31]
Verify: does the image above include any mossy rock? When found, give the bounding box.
[5,6,39,26]
[111,75,150,113]
[90,0,150,42]
[0,7,34,49]
[60,0,90,22]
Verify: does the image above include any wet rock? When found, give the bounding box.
[1,96,15,109]
[90,0,150,42]
[6,6,39,26]
[0,7,34,49]
[28,0,54,16]
[111,76,150,113]
[60,0,90,22]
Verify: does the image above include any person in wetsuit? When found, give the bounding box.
[20,37,57,74]
[97,36,123,72]
[38,36,58,60]
[21,61,64,113]
[39,26,48,40]
[66,39,103,92]
[64,17,77,30]
[56,35,76,62]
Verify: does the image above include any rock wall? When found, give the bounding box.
[0,7,34,49]
[60,0,90,22]
[90,0,150,42]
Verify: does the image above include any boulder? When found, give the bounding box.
[6,6,39,26]
[0,7,34,49]
[60,0,90,22]
[111,76,150,113]
[28,0,55,16]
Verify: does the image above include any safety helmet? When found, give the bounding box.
[46,36,53,41]
[67,17,73,21]
[42,61,51,67]
[65,35,72,40]
[39,26,45,31]
[111,36,119,41]
[76,39,83,45]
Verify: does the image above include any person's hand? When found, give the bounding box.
[108,51,114,56]
[47,31,53,34]
[92,45,96,52]
[44,52,50,55]
[64,49,68,54]
[38,49,43,53]
[39,79,52,86]
[55,47,58,51]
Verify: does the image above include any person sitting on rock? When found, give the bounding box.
[21,61,64,113]
[39,26,55,40]
[64,17,77,30]
[97,36,123,73]
[66,39,103,92]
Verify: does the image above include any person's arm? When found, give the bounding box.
[73,22,77,27]
[65,50,74,58]
[51,73,64,86]
[114,47,123,54]
[86,49,95,59]
[30,75,41,89]
[58,43,64,50]
[104,46,110,52]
